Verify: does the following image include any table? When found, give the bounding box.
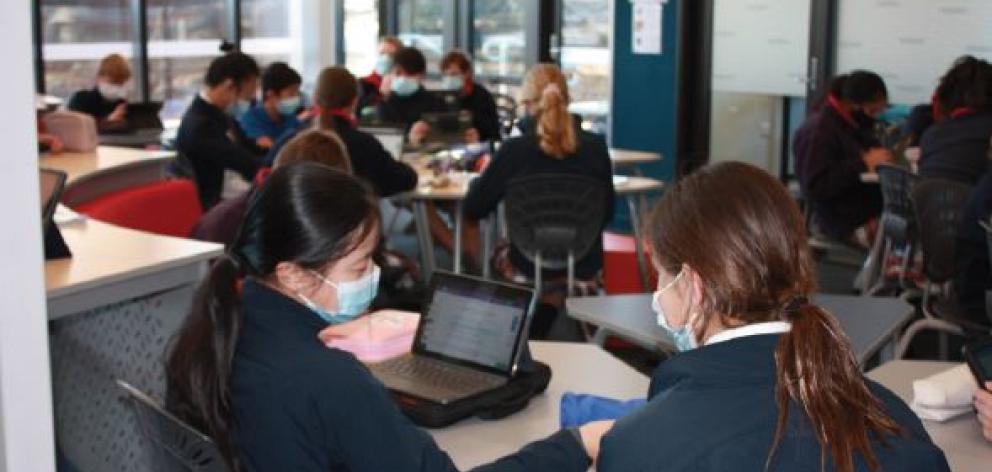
[868,360,992,472]
[40,145,176,207]
[610,148,662,170]
[430,341,649,469]
[566,293,914,366]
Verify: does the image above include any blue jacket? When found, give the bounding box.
[598,334,950,472]
[230,279,590,472]
[238,104,301,142]
[919,111,992,185]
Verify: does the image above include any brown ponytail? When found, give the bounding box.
[521,64,577,158]
[646,162,903,472]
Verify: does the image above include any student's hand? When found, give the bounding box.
[862,147,892,172]
[379,74,394,98]
[464,127,481,144]
[578,420,614,463]
[409,121,431,147]
[256,136,274,149]
[107,102,128,122]
[976,382,992,442]
[40,134,64,154]
[297,108,315,122]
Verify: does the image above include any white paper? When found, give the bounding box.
[632,2,663,55]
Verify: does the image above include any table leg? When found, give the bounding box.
[591,328,610,347]
[453,201,464,274]
[412,200,436,281]
[627,196,650,291]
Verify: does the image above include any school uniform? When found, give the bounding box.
[326,114,419,197]
[377,86,447,130]
[458,81,501,142]
[66,87,128,132]
[175,94,265,210]
[462,123,615,280]
[955,168,992,324]
[794,101,883,241]
[228,279,591,472]
[598,328,951,472]
[237,104,302,144]
[918,111,992,185]
[357,73,385,118]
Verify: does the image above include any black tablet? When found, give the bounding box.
[964,337,992,390]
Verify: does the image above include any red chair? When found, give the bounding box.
[75,179,203,238]
[602,232,658,294]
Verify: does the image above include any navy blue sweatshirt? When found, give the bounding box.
[918,111,992,185]
[229,279,590,472]
[463,124,615,279]
[956,169,992,324]
[598,334,950,472]
[377,86,447,130]
[66,87,129,133]
[794,105,883,240]
[458,83,501,142]
[176,95,264,210]
[327,115,419,197]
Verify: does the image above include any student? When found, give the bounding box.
[313,66,418,197]
[463,64,614,337]
[794,71,892,246]
[176,51,265,210]
[954,165,992,326]
[191,129,351,246]
[238,62,305,150]
[597,161,949,472]
[439,50,501,143]
[66,54,132,133]
[919,56,992,185]
[166,163,610,471]
[357,35,404,117]
[377,47,446,146]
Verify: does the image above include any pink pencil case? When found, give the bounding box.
[319,310,420,363]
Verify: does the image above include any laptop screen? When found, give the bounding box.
[414,272,533,375]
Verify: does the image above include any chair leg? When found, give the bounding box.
[567,252,575,297]
[534,251,542,298]
[895,317,965,359]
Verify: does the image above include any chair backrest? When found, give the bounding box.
[876,164,921,245]
[491,92,518,137]
[75,179,203,237]
[116,380,228,472]
[43,110,99,152]
[912,178,973,284]
[504,174,609,270]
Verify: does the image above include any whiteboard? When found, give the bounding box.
[711,0,811,97]
[837,0,992,105]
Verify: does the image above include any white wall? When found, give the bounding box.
[837,0,992,105]
[289,0,340,92]
[0,1,57,471]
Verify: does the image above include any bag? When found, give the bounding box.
[43,111,98,152]
[393,349,552,428]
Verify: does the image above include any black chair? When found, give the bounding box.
[116,380,228,472]
[492,92,518,138]
[896,179,975,359]
[863,164,921,295]
[980,219,992,327]
[504,174,609,296]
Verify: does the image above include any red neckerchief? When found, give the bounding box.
[254,167,272,186]
[949,107,977,119]
[326,107,358,127]
[827,94,857,127]
[363,72,382,89]
[463,78,475,98]
[931,93,944,122]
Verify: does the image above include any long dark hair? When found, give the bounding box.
[647,162,902,472]
[934,55,992,115]
[827,70,888,105]
[165,163,380,471]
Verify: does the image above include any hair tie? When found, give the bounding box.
[784,296,809,315]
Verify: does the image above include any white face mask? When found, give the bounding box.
[650,268,699,352]
[297,264,381,324]
[98,82,129,101]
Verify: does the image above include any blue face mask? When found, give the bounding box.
[391,76,420,97]
[441,75,464,92]
[277,95,302,116]
[298,264,381,325]
[651,268,698,352]
[228,99,252,117]
[374,54,393,76]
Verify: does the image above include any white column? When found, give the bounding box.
[289,0,340,90]
[0,1,57,472]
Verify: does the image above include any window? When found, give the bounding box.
[343,0,381,76]
[472,0,525,81]
[561,0,610,106]
[147,0,229,119]
[397,0,445,74]
[40,0,136,100]
[241,0,291,65]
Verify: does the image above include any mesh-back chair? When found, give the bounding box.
[116,380,228,472]
[492,92,518,138]
[504,174,609,296]
[981,219,992,327]
[896,179,973,359]
[863,164,922,294]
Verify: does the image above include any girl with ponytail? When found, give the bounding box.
[167,163,609,471]
[463,63,614,338]
[597,162,949,472]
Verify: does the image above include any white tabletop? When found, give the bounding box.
[868,360,992,472]
[40,146,176,185]
[610,148,663,166]
[430,341,649,469]
[566,293,913,364]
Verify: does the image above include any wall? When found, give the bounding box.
[0,0,57,471]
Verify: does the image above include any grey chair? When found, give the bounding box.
[116,380,228,472]
[896,179,975,359]
[863,164,922,295]
[504,174,610,296]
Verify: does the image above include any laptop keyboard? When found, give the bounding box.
[373,356,505,395]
